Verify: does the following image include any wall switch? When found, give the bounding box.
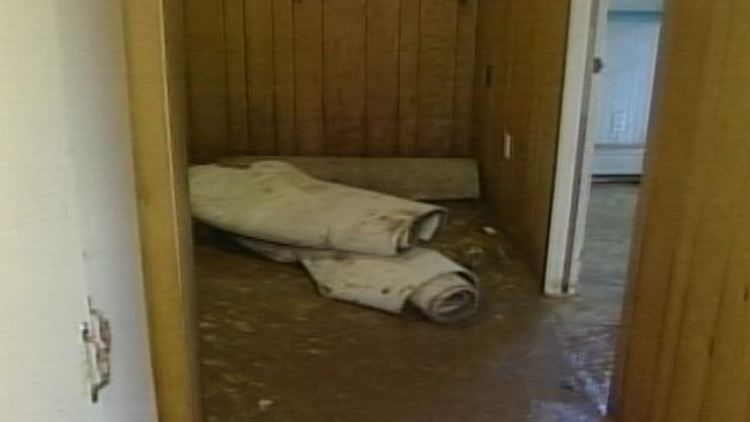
[502,131,513,160]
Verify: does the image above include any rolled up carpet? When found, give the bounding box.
[190,162,445,256]
[235,237,479,323]
[234,236,341,264]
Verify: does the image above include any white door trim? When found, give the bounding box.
[544,0,602,296]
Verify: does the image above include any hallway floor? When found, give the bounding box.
[195,184,638,422]
[551,182,640,415]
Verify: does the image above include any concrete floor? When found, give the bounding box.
[552,183,640,415]
[195,184,639,421]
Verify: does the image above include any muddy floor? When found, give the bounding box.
[195,184,638,422]
[550,183,639,416]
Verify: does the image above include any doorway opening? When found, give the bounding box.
[545,0,664,415]
[181,1,618,420]
[130,0,664,420]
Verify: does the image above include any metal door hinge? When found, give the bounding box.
[81,299,112,403]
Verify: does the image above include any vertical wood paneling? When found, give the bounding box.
[224,0,249,152]
[656,6,735,420]
[473,0,503,167]
[616,1,729,419]
[398,0,421,156]
[273,0,296,155]
[417,0,458,156]
[615,1,750,421]
[701,172,750,421]
[514,0,539,266]
[473,0,570,277]
[185,0,227,162]
[246,0,276,154]
[185,0,478,160]
[323,0,367,155]
[294,0,325,154]
[454,0,478,155]
[674,2,749,418]
[366,0,401,156]
[614,1,714,418]
[527,0,570,273]
[685,67,750,420]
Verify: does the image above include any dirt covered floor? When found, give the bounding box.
[195,186,637,421]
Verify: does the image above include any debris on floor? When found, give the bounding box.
[257,398,274,412]
[189,161,480,323]
[462,245,488,270]
[482,226,498,236]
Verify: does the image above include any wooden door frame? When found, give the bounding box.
[122,0,201,421]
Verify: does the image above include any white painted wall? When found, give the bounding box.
[610,0,663,12]
[593,0,663,175]
[57,1,158,418]
[597,13,662,146]
[0,1,157,421]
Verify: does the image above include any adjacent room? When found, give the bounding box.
[174,1,640,420]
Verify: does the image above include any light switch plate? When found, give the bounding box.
[502,131,513,160]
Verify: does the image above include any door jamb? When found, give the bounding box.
[544,0,602,296]
[123,0,201,421]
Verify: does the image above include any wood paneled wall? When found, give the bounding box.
[185,0,478,162]
[613,0,750,420]
[474,0,572,277]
